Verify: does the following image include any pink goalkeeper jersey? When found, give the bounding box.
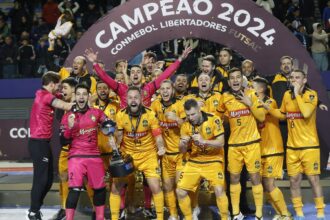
[61,108,107,157]
[30,89,56,139]
[93,60,181,109]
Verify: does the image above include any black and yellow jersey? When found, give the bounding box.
[59,68,97,94]
[116,107,161,154]
[180,112,224,163]
[271,89,319,149]
[150,98,185,153]
[218,89,264,147]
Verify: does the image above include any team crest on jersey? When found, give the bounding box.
[90,114,96,122]
[218,172,223,179]
[267,166,273,173]
[309,95,315,101]
[110,109,115,115]
[143,90,148,97]
[142,119,148,127]
[313,162,318,170]
[255,160,261,169]
[213,100,219,107]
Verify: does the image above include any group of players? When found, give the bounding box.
[26,43,326,220]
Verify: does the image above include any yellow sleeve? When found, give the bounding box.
[296,91,318,118]
[149,111,160,130]
[180,122,190,139]
[249,92,265,122]
[269,95,286,120]
[213,116,224,137]
[59,67,70,80]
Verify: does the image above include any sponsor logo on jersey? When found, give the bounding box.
[286,112,304,119]
[126,131,148,138]
[159,121,178,128]
[229,108,251,118]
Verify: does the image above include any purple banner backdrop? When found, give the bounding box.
[65,0,330,162]
[0,119,61,172]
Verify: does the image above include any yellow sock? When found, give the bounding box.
[314,197,325,218]
[178,196,192,220]
[230,184,241,215]
[292,197,304,217]
[153,192,164,220]
[188,188,199,209]
[252,184,263,218]
[216,195,228,220]
[165,191,178,217]
[266,192,280,215]
[110,193,120,220]
[61,181,69,209]
[269,187,289,216]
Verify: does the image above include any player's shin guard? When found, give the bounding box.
[216,195,228,220]
[230,183,241,215]
[60,181,69,209]
[94,187,106,220]
[153,192,164,220]
[110,193,121,220]
[178,196,192,220]
[269,187,289,216]
[292,197,304,217]
[314,197,325,218]
[165,191,178,217]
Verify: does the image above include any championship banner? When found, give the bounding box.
[65,0,330,163]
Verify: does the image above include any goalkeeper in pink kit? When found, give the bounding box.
[61,83,114,220]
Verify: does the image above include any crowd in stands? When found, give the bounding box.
[1,0,330,79]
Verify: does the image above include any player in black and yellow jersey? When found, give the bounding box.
[242,60,258,82]
[252,77,291,220]
[53,77,77,220]
[94,81,119,167]
[150,80,186,220]
[216,47,233,79]
[173,74,189,100]
[218,68,265,220]
[110,87,166,220]
[188,55,228,94]
[265,70,325,220]
[47,38,97,94]
[189,73,222,117]
[176,99,228,220]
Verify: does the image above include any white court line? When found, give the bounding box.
[0,208,57,220]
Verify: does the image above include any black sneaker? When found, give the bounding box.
[92,211,96,220]
[52,209,66,220]
[26,210,43,220]
[142,208,157,220]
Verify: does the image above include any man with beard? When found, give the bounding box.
[177,99,228,220]
[189,55,228,95]
[110,87,166,220]
[265,70,325,220]
[241,59,258,83]
[217,68,265,220]
[190,73,222,116]
[151,80,186,220]
[173,74,189,100]
[27,72,74,220]
[61,84,109,220]
[53,77,77,220]
[85,47,192,109]
[48,38,97,94]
